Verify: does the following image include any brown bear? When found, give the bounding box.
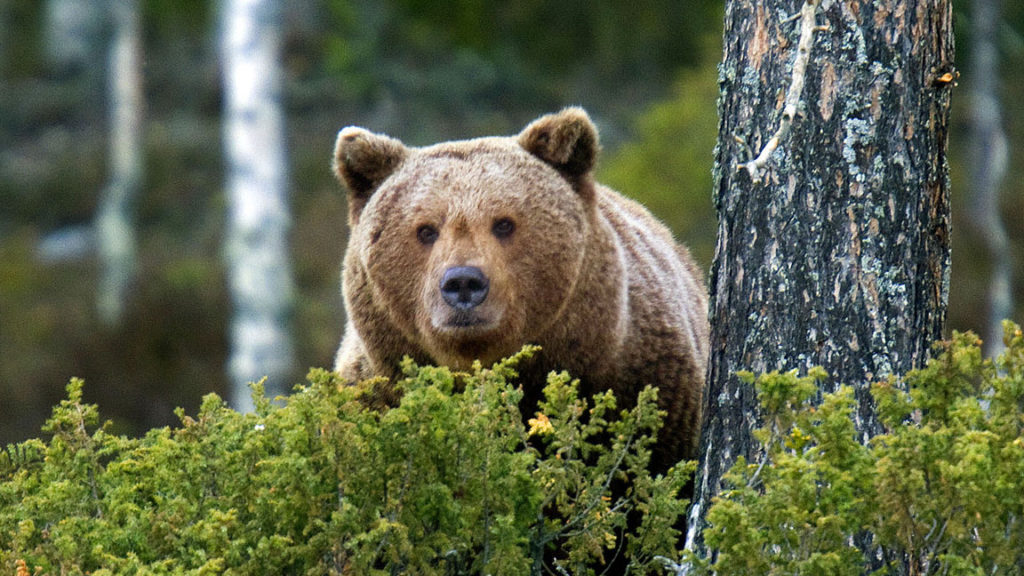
[332,108,709,468]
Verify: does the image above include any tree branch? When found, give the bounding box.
[738,0,823,184]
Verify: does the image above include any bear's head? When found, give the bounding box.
[333,108,601,369]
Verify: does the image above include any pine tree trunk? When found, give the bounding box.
[687,0,955,561]
[221,0,295,411]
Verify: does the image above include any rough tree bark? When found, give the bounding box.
[221,0,296,411]
[96,0,142,326]
[687,0,955,562]
[967,0,1012,358]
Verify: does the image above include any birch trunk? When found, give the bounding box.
[968,0,1012,358]
[221,0,295,411]
[96,0,142,326]
[687,0,955,563]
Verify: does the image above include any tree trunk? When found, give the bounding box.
[967,0,1012,358]
[687,0,955,561]
[221,0,295,412]
[96,0,142,326]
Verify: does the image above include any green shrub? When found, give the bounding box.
[1,347,691,575]
[691,321,1024,575]
[7,325,1024,575]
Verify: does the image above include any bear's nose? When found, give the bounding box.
[440,266,489,310]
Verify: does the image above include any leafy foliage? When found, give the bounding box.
[323,0,721,114]
[692,322,1024,575]
[0,347,691,575]
[6,326,1024,575]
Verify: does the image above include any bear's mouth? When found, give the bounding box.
[426,305,515,368]
[431,309,504,345]
[428,300,508,346]
[442,310,492,330]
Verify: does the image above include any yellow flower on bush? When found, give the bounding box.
[528,412,554,436]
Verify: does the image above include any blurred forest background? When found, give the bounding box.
[1,0,1022,443]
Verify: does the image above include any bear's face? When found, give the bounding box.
[335,109,600,369]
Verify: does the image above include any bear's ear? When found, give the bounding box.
[332,126,407,204]
[517,107,600,182]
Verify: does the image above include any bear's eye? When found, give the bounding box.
[417,225,439,245]
[492,218,515,239]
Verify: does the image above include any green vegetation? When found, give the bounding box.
[692,321,1024,575]
[4,325,1024,574]
[1,348,690,575]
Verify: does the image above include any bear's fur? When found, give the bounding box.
[332,108,709,467]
